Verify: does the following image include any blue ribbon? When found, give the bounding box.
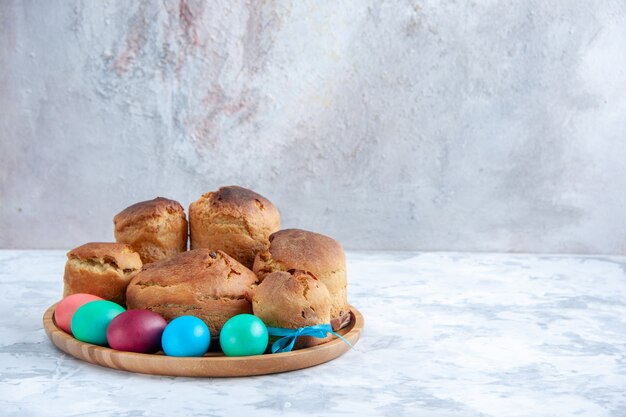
[266,324,354,354]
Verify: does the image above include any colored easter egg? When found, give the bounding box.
[106,310,167,353]
[219,314,268,357]
[161,316,210,357]
[54,293,103,334]
[71,300,125,346]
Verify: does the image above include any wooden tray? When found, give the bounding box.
[43,304,363,377]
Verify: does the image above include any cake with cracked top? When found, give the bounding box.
[63,242,142,305]
[113,197,188,264]
[125,248,258,337]
[188,186,280,269]
[252,269,333,348]
[253,228,350,330]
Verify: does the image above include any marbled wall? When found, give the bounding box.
[1,0,625,253]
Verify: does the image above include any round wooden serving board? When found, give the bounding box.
[43,304,363,377]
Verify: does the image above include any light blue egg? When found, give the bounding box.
[161,316,210,357]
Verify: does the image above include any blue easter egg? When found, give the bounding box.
[161,316,210,357]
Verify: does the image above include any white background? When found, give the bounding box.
[1,1,625,253]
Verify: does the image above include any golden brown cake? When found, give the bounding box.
[188,186,280,269]
[113,197,188,264]
[126,249,258,337]
[252,269,332,349]
[252,228,350,330]
[63,242,142,305]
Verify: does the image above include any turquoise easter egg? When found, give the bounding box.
[220,314,268,357]
[71,300,126,346]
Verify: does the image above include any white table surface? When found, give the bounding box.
[1,250,625,417]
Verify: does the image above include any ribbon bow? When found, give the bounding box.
[266,324,353,353]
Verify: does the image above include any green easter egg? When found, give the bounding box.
[71,300,125,346]
[219,314,269,357]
